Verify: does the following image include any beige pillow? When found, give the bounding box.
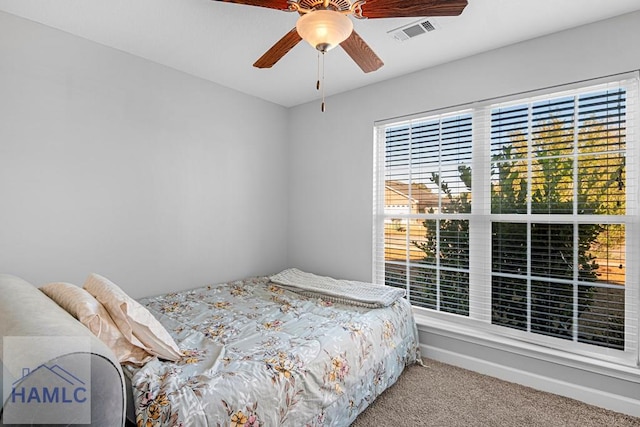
[39,282,153,365]
[83,273,181,361]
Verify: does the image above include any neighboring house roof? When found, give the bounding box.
[385,180,438,213]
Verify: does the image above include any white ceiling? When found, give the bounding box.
[1,0,639,107]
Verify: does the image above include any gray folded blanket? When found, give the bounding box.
[270,268,405,308]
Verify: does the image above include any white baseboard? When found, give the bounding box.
[421,343,640,418]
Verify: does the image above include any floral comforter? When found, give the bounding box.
[124,276,421,427]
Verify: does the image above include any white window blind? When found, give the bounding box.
[373,73,639,364]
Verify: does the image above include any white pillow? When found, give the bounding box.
[83,273,182,362]
[40,282,153,365]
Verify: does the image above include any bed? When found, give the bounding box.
[1,269,421,426]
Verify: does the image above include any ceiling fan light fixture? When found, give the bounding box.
[296,10,353,53]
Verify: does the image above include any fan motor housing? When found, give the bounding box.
[295,0,353,12]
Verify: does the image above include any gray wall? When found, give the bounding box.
[0,12,289,297]
[287,10,640,283]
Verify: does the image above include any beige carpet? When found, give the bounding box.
[352,358,640,427]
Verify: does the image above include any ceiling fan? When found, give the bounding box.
[215,0,469,73]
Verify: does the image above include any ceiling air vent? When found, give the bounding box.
[387,19,438,42]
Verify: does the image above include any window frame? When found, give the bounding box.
[373,72,640,366]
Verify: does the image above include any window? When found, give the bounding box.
[373,73,639,364]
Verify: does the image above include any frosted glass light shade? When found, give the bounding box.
[296,10,353,52]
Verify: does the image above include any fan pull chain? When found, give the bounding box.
[315,51,326,112]
[321,52,325,112]
[316,51,321,91]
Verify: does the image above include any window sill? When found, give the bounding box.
[414,311,640,384]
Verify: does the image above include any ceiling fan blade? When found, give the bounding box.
[340,30,384,73]
[212,0,290,11]
[253,28,302,68]
[360,0,468,19]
